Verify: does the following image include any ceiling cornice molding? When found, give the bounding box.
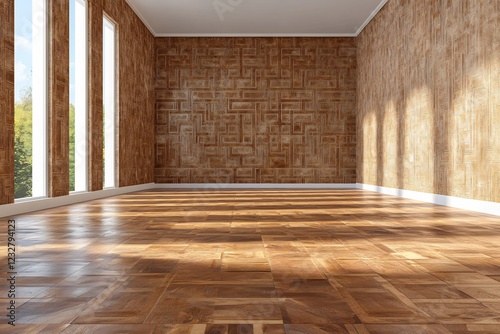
[154,33,358,38]
[123,0,157,36]
[354,0,389,36]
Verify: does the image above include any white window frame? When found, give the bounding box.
[14,0,48,201]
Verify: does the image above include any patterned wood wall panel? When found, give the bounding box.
[357,0,500,202]
[48,0,70,197]
[88,0,104,191]
[155,37,357,183]
[103,0,155,187]
[0,0,14,204]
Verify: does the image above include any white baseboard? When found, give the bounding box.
[2,182,498,218]
[0,183,155,218]
[357,183,500,217]
[153,183,357,190]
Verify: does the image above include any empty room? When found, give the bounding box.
[1,0,500,333]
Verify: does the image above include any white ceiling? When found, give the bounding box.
[125,0,388,37]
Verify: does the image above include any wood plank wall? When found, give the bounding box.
[0,0,15,204]
[88,0,104,191]
[103,0,155,187]
[357,0,500,202]
[0,0,155,204]
[154,37,357,183]
[48,0,70,197]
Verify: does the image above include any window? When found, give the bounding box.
[14,0,47,199]
[69,0,88,192]
[103,16,116,188]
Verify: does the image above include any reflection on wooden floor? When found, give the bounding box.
[1,189,500,333]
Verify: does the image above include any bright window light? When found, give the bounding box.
[103,16,116,188]
[69,0,88,192]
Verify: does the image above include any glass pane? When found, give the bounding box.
[69,0,88,192]
[14,0,47,199]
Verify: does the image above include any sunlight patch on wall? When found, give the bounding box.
[382,100,398,188]
[404,87,434,193]
[449,60,500,202]
[362,112,377,185]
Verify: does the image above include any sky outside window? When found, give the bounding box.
[15,1,33,102]
[14,0,47,199]
[15,2,76,105]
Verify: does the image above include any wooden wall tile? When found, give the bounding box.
[102,0,155,187]
[88,0,104,191]
[357,0,500,202]
[154,37,357,184]
[0,0,14,204]
[48,0,70,197]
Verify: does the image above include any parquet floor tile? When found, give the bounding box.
[2,189,500,333]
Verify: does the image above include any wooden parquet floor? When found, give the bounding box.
[1,189,500,333]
